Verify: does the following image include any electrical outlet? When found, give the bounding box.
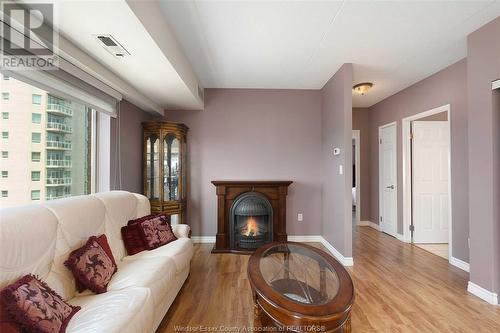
[298,213,303,222]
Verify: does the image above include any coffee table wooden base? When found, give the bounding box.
[252,290,352,333]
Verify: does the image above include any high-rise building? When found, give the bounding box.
[0,74,91,208]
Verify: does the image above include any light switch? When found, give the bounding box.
[298,213,303,222]
[339,165,343,175]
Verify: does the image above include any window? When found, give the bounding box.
[2,112,8,119]
[31,152,41,162]
[32,113,41,124]
[2,151,8,158]
[2,131,8,139]
[1,191,8,197]
[31,190,40,200]
[2,92,9,100]
[32,94,42,105]
[1,76,96,208]
[1,171,7,178]
[31,171,41,181]
[3,75,10,80]
[31,132,41,143]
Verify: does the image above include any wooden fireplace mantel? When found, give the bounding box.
[211,180,293,253]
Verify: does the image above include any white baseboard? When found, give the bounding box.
[288,235,354,266]
[450,256,470,272]
[357,220,380,230]
[287,235,323,242]
[396,233,407,242]
[467,281,498,305]
[191,236,216,243]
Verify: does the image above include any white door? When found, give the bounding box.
[379,123,397,237]
[412,121,449,243]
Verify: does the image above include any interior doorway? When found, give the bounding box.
[352,131,360,227]
[402,105,451,260]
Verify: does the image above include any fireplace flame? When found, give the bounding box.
[242,216,259,237]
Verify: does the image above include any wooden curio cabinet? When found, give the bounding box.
[142,122,188,225]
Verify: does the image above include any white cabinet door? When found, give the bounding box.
[412,121,449,243]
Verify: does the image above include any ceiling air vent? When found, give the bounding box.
[94,35,130,59]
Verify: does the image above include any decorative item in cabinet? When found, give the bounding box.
[142,121,188,225]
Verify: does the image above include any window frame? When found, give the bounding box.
[32,94,42,105]
[31,171,41,181]
[31,132,41,143]
[31,190,41,200]
[1,112,8,120]
[31,152,41,162]
[32,113,42,124]
[2,131,8,139]
[1,171,8,178]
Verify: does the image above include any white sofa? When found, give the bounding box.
[0,191,194,333]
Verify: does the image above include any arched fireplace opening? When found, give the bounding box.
[230,192,273,250]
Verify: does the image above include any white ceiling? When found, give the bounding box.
[40,0,203,111]
[159,0,500,107]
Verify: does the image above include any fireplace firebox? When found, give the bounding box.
[211,180,292,253]
[230,193,272,250]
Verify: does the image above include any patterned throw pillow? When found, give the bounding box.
[136,214,177,250]
[0,302,21,333]
[0,275,80,333]
[121,214,157,255]
[64,236,117,294]
[69,235,117,293]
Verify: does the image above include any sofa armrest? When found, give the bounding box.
[171,224,191,238]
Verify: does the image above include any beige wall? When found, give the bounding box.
[164,89,323,237]
[352,107,370,221]
[467,16,500,294]
[321,64,353,257]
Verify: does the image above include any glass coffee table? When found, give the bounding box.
[247,242,354,332]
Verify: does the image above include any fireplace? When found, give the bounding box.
[212,180,292,253]
[230,193,272,250]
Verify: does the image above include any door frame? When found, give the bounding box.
[378,121,397,237]
[402,104,452,261]
[352,130,361,226]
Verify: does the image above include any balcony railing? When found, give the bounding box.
[46,122,72,133]
[46,159,72,168]
[46,194,71,200]
[46,177,72,186]
[46,140,72,150]
[46,103,73,116]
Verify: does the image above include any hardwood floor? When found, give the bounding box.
[157,227,500,332]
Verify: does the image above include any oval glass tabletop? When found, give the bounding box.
[258,243,340,305]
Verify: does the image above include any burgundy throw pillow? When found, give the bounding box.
[0,302,21,333]
[0,275,80,333]
[136,215,177,250]
[64,236,117,294]
[122,214,170,255]
[68,235,117,293]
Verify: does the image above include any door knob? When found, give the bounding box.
[386,185,394,189]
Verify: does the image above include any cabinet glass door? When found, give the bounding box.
[145,134,160,199]
[164,133,180,201]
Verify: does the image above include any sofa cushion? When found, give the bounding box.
[124,238,194,273]
[108,257,176,306]
[93,191,142,262]
[64,237,117,294]
[1,275,80,333]
[67,287,153,333]
[121,223,146,255]
[0,205,58,290]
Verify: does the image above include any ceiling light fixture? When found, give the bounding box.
[353,82,373,95]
